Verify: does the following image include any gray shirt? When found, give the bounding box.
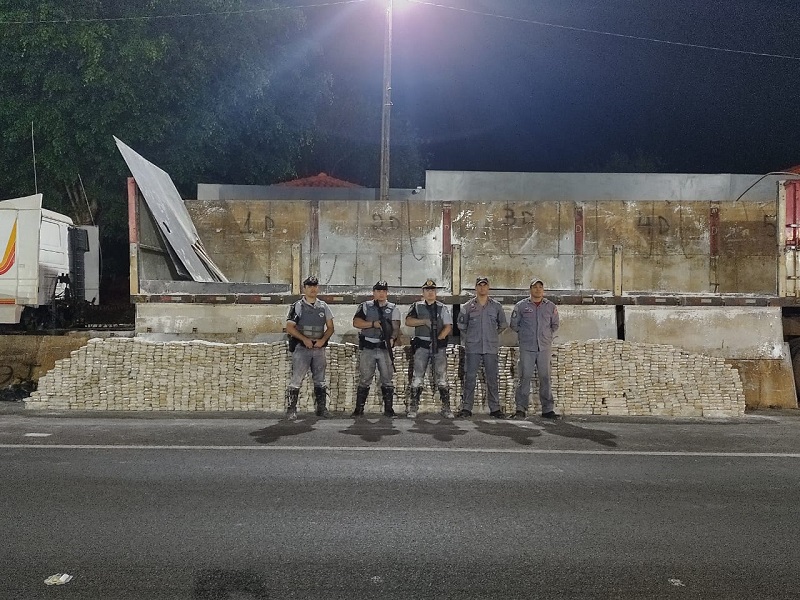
[510,297,559,351]
[457,297,507,354]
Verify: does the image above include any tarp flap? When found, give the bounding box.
[114,137,228,283]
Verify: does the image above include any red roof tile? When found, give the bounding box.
[278,173,362,188]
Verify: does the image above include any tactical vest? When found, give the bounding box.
[292,299,328,340]
[359,300,396,340]
[412,301,445,339]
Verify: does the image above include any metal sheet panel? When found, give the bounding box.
[425,171,787,203]
[114,137,227,283]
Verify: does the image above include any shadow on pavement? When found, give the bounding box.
[539,419,618,447]
[193,568,271,599]
[340,416,401,442]
[249,415,320,444]
[473,419,542,446]
[409,417,468,442]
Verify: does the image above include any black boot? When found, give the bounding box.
[407,387,422,418]
[382,385,396,417]
[285,388,299,421]
[438,387,454,419]
[314,386,330,418]
[352,386,369,417]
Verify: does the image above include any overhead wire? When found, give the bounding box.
[408,0,800,62]
[732,171,800,225]
[3,0,798,62]
[733,172,800,203]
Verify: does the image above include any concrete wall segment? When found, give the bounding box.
[0,334,93,386]
[184,200,303,284]
[443,196,774,292]
[182,173,786,295]
[186,198,447,290]
[134,303,617,346]
[729,356,797,410]
[136,304,285,338]
[625,306,784,360]
[545,306,618,343]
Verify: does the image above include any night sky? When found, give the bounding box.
[296,0,800,175]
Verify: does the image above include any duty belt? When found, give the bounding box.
[411,338,444,352]
[359,338,383,350]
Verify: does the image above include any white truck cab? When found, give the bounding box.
[0,194,98,327]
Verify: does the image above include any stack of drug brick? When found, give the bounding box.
[26,337,745,417]
[551,340,745,417]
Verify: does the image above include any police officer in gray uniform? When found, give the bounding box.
[405,278,454,418]
[285,275,335,420]
[456,276,508,418]
[352,280,401,416]
[510,277,560,419]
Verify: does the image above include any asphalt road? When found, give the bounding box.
[2,408,799,599]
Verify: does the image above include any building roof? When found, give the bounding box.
[277,173,362,188]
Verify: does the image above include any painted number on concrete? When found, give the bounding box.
[637,215,670,234]
[242,212,275,234]
[501,208,534,227]
[372,213,400,232]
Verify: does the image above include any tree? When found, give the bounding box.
[0,0,330,280]
[295,76,428,188]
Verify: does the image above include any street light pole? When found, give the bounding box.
[379,0,393,203]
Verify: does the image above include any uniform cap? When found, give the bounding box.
[530,277,544,286]
[373,280,389,290]
[303,275,319,286]
[475,276,489,285]
[421,279,438,289]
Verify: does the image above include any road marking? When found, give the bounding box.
[1,444,800,458]
[23,433,52,437]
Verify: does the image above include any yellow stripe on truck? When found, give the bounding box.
[0,219,17,275]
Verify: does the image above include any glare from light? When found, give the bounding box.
[392,0,414,13]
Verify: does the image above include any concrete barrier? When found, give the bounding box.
[625,307,796,409]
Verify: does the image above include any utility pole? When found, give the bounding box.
[379,0,393,203]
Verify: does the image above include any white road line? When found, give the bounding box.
[23,433,53,437]
[0,444,799,458]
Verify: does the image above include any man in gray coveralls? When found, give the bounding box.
[352,280,401,417]
[509,277,560,419]
[456,276,508,419]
